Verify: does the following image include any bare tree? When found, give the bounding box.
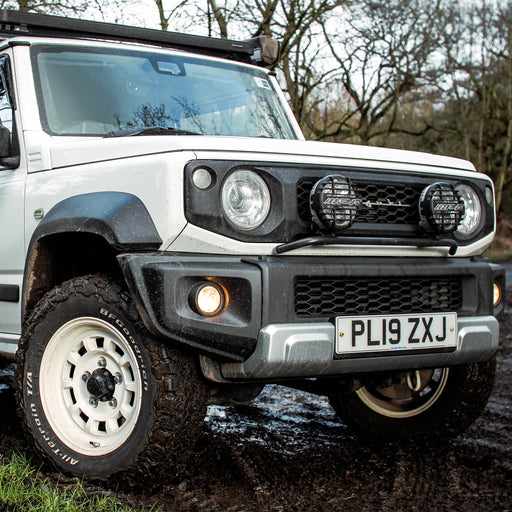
[0,0,146,21]
[306,0,448,145]
[153,0,191,30]
[1,0,87,14]
[166,0,349,127]
[420,1,512,212]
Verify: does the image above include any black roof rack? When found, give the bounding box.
[0,9,279,66]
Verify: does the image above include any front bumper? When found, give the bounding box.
[119,253,504,373]
[201,316,499,380]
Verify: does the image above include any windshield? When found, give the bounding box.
[31,44,298,139]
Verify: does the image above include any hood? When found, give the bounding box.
[47,135,476,173]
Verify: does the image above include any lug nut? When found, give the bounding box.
[108,398,118,409]
[98,357,107,368]
[114,373,123,385]
[89,397,98,408]
[82,372,91,382]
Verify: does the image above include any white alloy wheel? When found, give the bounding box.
[356,368,450,419]
[329,360,495,440]
[39,317,142,456]
[16,276,209,479]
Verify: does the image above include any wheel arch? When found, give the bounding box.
[23,192,162,318]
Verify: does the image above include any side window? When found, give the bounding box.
[0,55,18,167]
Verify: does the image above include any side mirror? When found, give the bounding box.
[0,123,10,157]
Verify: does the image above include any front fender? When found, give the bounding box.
[29,191,162,251]
[22,192,162,317]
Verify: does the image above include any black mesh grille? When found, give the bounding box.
[294,277,463,317]
[298,178,422,225]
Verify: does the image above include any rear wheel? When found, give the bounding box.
[329,360,496,439]
[15,275,208,479]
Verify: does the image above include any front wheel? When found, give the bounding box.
[15,275,208,479]
[328,360,496,440]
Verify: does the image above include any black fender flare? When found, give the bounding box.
[28,191,162,251]
[23,192,162,315]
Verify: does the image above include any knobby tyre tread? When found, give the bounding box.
[329,359,496,440]
[15,274,208,481]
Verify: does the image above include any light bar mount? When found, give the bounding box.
[0,9,279,66]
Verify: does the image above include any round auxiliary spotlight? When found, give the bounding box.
[310,175,361,233]
[419,182,465,234]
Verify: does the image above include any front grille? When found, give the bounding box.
[298,178,422,225]
[294,277,463,317]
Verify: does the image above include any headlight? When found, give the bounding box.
[221,170,270,230]
[455,184,482,236]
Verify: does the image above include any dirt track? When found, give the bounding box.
[128,331,512,511]
[0,306,511,511]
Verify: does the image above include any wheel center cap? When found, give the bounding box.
[86,368,116,401]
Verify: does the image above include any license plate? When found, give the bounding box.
[335,312,457,355]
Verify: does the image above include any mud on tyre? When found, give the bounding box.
[329,359,496,440]
[15,275,208,479]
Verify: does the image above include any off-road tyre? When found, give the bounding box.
[15,275,208,479]
[329,359,496,440]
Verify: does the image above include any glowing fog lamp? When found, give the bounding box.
[192,282,226,317]
[493,282,502,307]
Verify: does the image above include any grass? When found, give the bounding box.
[0,452,140,512]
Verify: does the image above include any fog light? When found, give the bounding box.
[193,283,225,317]
[493,282,502,307]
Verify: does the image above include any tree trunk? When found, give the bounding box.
[496,57,512,213]
[207,0,228,39]
[155,0,168,31]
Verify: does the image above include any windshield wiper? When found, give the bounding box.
[105,126,201,137]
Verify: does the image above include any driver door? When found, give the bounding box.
[0,52,26,352]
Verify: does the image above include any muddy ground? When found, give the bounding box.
[0,305,511,511]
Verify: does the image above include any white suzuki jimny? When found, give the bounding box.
[0,9,503,479]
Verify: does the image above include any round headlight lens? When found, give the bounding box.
[455,184,482,236]
[221,170,271,230]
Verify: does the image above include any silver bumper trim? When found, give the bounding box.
[212,316,499,380]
